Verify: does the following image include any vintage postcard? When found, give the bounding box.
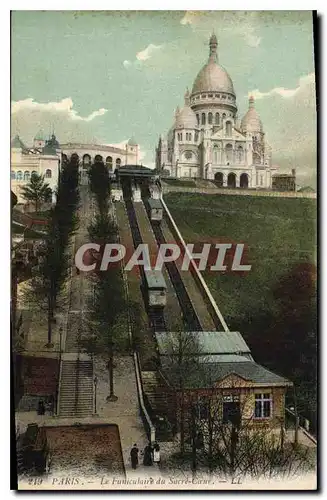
[11,10,317,491]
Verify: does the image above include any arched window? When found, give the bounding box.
[11,171,16,180]
[194,131,199,142]
[24,171,30,181]
[17,171,23,181]
[237,146,244,163]
[201,113,206,125]
[222,113,226,121]
[94,155,103,163]
[45,169,52,178]
[215,113,220,125]
[227,172,236,188]
[116,158,121,167]
[106,156,113,168]
[226,121,232,136]
[240,173,248,188]
[196,114,200,126]
[208,112,213,125]
[177,133,182,141]
[225,144,233,163]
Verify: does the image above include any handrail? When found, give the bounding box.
[285,408,317,445]
[160,195,229,332]
[134,351,156,444]
[56,244,73,416]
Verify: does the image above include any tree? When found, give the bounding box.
[20,173,52,212]
[22,159,79,346]
[83,163,127,400]
[161,331,202,456]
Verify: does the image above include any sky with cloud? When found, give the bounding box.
[11,10,316,186]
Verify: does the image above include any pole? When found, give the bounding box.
[94,376,98,414]
[191,405,197,478]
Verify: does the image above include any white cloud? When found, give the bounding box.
[180,12,198,26]
[252,73,317,187]
[11,98,108,122]
[249,73,315,100]
[136,44,162,61]
[11,97,108,145]
[180,11,261,48]
[123,43,163,69]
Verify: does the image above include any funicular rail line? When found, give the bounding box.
[124,197,167,332]
[141,192,203,332]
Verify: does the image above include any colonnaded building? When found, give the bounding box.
[11,133,139,203]
[156,34,277,189]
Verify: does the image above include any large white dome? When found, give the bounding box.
[192,61,235,95]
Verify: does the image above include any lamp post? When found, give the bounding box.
[59,327,63,355]
[94,375,98,415]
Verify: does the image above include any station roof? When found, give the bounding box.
[155,331,251,356]
[144,269,167,289]
[160,358,292,389]
[148,198,162,209]
[117,165,157,178]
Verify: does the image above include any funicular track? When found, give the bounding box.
[124,197,167,332]
[142,193,203,332]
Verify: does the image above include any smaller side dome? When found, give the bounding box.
[175,105,198,129]
[34,130,44,141]
[11,135,26,149]
[46,133,60,149]
[241,96,263,133]
[128,137,138,146]
[175,91,198,129]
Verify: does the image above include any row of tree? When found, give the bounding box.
[24,162,80,346]
[83,161,128,401]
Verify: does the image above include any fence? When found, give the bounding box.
[162,184,317,200]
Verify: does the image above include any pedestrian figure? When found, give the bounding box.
[153,441,160,464]
[37,400,45,415]
[76,267,80,275]
[143,442,153,466]
[130,443,139,470]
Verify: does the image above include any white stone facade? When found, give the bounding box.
[156,35,276,188]
[11,138,60,204]
[61,140,139,177]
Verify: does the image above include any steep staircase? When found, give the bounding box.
[141,370,175,417]
[58,360,93,417]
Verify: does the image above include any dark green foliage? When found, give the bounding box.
[25,159,80,344]
[20,173,52,212]
[85,160,127,398]
[165,192,317,432]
